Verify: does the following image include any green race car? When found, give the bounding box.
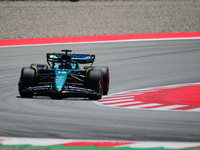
[18,49,109,100]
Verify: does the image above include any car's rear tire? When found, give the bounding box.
[92,66,109,95]
[19,67,36,97]
[88,70,103,100]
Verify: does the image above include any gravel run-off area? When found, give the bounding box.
[0,0,200,40]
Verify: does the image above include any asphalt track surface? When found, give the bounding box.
[0,39,200,142]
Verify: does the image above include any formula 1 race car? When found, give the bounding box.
[18,50,109,100]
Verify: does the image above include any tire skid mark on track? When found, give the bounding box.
[96,83,200,112]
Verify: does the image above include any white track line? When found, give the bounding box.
[110,101,143,107]
[126,103,162,109]
[100,99,134,104]
[99,96,134,102]
[188,107,200,112]
[150,105,188,110]
[125,141,200,148]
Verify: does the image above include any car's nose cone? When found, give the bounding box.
[55,88,62,92]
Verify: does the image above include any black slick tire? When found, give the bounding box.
[92,66,109,95]
[19,67,36,97]
[88,70,103,100]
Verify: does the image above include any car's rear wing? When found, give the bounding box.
[72,54,95,64]
[46,53,95,64]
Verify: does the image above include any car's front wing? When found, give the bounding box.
[21,85,98,97]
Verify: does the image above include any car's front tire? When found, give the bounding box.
[19,67,36,97]
[88,70,103,100]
